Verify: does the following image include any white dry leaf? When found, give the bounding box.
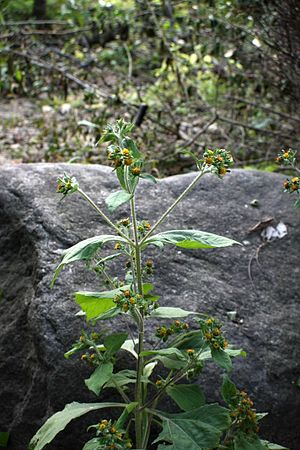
[261,221,287,241]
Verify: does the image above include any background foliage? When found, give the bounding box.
[0,0,299,175]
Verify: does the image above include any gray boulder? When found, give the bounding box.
[0,163,299,450]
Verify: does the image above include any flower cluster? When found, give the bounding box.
[107,145,137,169]
[275,148,296,165]
[92,419,132,449]
[283,176,300,193]
[155,320,189,342]
[202,148,234,176]
[144,259,154,275]
[137,220,151,237]
[230,390,259,434]
[113,288,158,314]
[56,173,79,196]
[199,317,228,351]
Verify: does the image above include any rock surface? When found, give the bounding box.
[0,163,299,450]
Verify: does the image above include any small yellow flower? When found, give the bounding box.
[205,332,212,340]
[129,297,135,305]
[99,423,106,430]
[186,348,195,355]
[283,151,290,158]
[205,157,213,165]
[224,339,229,348]
[124,290,131,298]
[124,158,133,166]
[81,354,87,360]
[110,426,116,434]
[79,335,85,342]
[155,379,162,386]
[219,167,227,175]
[206,318,213,325]
[122,148,130,155]
[132,167,141,176]
[213,342,220,349]
[292,177,299,183]
[284,180,289,189]
[90,353,95,360]
[114,242,121,250]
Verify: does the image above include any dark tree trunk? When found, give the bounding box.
[32,0,47,19]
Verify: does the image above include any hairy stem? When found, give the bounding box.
[130,194,146,449]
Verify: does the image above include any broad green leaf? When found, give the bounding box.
[93,306,121,322]
[150,307,199,319]
[234,433,268,450]
[116,402,138,428]
[85,362,114,395]
[105,190,132,212]
[104,370,137,389]
[121,339,138,359]
[166,384,205,411]
[104,333,128,355]
[74,291,116,321]
[143,361,157,379]
[141,348,187,370]
[140,348,186,361]
[82,438,100,450]
[116,166,127,191]
[152,404,230,450]
[28,401,126,450]
[221,375,237,406]
[260,441,289,450]
[171,330,206,351]
[156,356,187,370]
[140,173,157,183]
[52,235,125,286]
[0,432,9,447]
[145,230,240,249]
[211,348,232,371]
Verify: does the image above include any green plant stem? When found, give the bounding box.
[130,194,146,449]
[111,378,131,404]
[140,169,207,246]
[78,188,133,246]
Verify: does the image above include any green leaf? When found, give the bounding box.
[116,166,127,191]
[105,190,132,212]
[140,348,186,361]
[85,362,114,395]
[123,137,141,159]
[104,333,128,355]
[211,348,232,371]
[78,120,100,129]
[140,173,157,183]
[74,291,116,321]
[152,404,231,450]
[116,402,138,428]
[29,401,126,450]
[234,433,268,450]
[82,438,101,450]
[171,330,206,351]
[52,235,125,286]
[121,339,138,359]
[260,441,289,450]
[150,307,199,319]
[145,230,240,249]
[221,375,238,405]
[166,384,205,411]
[143,361,157,379]
[0,432,9,447]
[141,348,187,370]
[93,306,121,322]
[104,370,137,388]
